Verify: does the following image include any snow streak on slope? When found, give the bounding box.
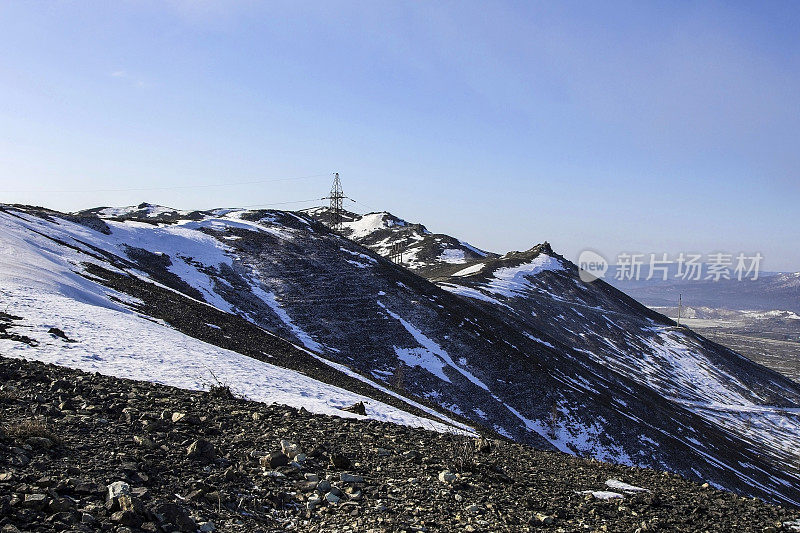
[249,283,323,352]
[0,209,461,432]
[0,290,456,431]
[377,300,490,391]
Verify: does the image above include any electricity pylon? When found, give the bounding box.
[322,173,346,232]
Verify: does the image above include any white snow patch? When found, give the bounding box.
[483,254,565,297]
[377,301,490,391]
[439,283,511,309]
[439,248,466,264]
[452,263,485,277]
[579,491,624,500]
[343,212,400,239]
[340,247,378,264]
[305,353,475,434]
[523,331,554,348]
[458,240,489,257]
[605,479,648,493]
[394,347,451,383]
[249,284,322,352]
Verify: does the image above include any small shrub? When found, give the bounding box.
[4,419,62,446]
[445,435,476,472]
[548,400,559,439]
[392,364,405,392]
[207,384,235,400]
[201,366,236,400]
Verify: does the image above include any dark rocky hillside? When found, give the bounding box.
[1,356,799,533]
[2,203,799,509]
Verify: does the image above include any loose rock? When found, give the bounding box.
[186,439,216,464]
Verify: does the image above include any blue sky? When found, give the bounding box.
[1,1,798,270]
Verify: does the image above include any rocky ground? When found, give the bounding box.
[1,356,799,533]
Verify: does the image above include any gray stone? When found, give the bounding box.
[107,481,131,501]
[133,435,155,449]
[111,509,142,527]
[280,439,302,458]
[26,437,53,449]
[307,494,322,510]
[532,513,555,525]
[22,493,47,509]
[340,473,364,483]
[401,450,420,461]
[438,470,456,483]
[341,401,366,415]
[48,497,73,512]
[330,453,351,469]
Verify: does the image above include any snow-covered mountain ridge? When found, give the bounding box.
[300,207,498,273]
[2,203,800,506]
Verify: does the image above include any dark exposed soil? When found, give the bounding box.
[1,356,798,532]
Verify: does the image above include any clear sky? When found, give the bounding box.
[1,1,798,270]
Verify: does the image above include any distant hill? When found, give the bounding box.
[609,270,800,313]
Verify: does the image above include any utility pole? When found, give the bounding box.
[322,173,346,232]
[677,293,682,327]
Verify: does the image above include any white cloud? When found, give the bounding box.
[109,69,150,89]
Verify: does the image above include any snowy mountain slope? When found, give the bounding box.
[0,205,469,433]
[301,207,498,272]
[2,203,800,506]
[433,245,800,492]
[304,208,800,505]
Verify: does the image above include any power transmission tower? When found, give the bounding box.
[389,242,404,264]
[321,172,347,232]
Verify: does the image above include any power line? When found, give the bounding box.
[0,172,331,194]
[349,197,378,212]
[238,198,323,208]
